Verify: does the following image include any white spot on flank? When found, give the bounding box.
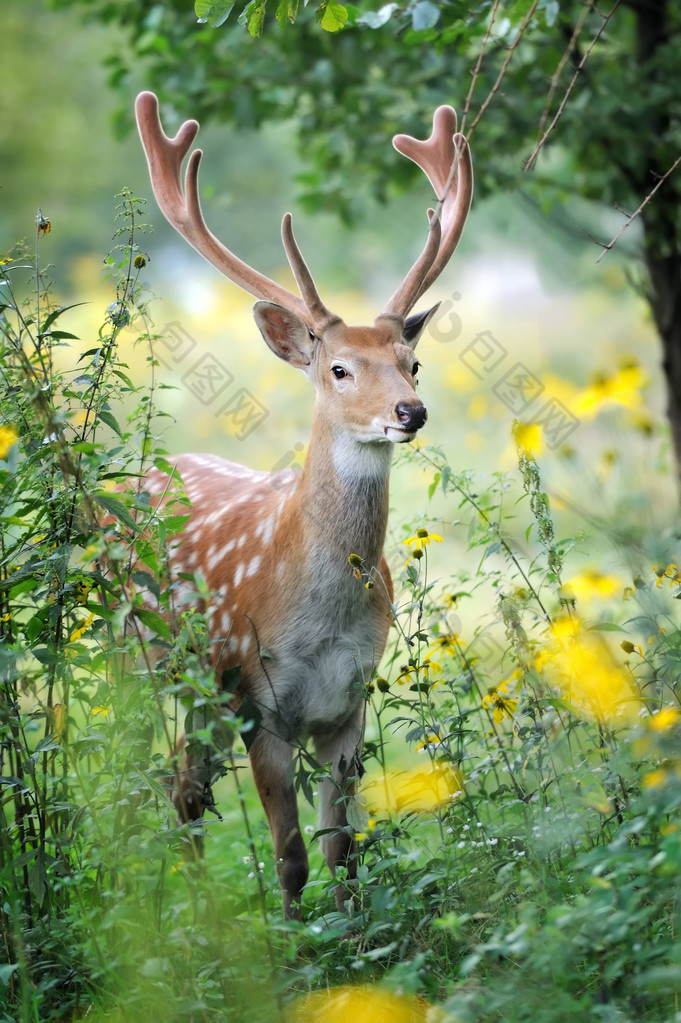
[246,555,261,578]
[256,514,275,545]
[237,535,247,548]
[240,634,252,656]
[234,563,245,587]
[207,547,224,572]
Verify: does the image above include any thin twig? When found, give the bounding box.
[595,152,681,262]
[468,0,543,138]
[460,0,504,137]
[534,0,595,145]
[525,0,621,171]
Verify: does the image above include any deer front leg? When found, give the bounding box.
[314,708,365,912]
[249,734,308,920]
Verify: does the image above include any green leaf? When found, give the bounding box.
[428,472,441,500]
[98,408,123,437]
[410,0,439,30]
[244,0,266,35]
[134,607,172,641]
[0,963,19,987]
[132,570,161,602]
[275,0,299,25]
[195,0,235,26]
[320,1,348,31]
[221,665,242,693]
[94,492,138,531]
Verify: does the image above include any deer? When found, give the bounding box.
[134,91,473,919]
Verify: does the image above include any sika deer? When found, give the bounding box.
[135,92,472,917]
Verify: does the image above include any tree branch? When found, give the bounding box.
[524,0,621,172]
[595,152,681,262]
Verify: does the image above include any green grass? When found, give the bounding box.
[2,198,681,1023]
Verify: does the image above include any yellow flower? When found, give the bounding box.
[429,633,458,659]
[573,362,647,419]
[74,579,93,605]
[538,616,641,725]
[649,707,681,732]
[414,733,444,753]
[642,768,668,790]
[0,425,19,459]
[361,764,463,817]
[513,421,544,457]
[292,984,429,1023]
[403,528,444,553]
[482,681,518,723]
[354,818,377,842]
[92,706,111,717]
[654,563,681,588]
[562,569,623,604]
[69,611,96,644]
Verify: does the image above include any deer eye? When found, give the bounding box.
[411,361,421,377]
[331,365,347,380]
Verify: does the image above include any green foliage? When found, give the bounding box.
[2,208,681,1021]
[48,0,680,219]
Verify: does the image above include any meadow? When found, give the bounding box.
[1,181,681,1023]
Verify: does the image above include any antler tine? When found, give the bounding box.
[281,214,339,332]
[380,106,473,321]
[135,92,311,323]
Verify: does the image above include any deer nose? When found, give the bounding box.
[395,401,428,431]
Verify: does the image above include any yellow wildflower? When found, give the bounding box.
[538,616,641,724]
[415,733,444,753]
[642,768,668,790]
[654,563,681,588]
[361,764,463,817]
[403,528,444,554]
[513,421,544,457]
[0,425,18,459]
[292,984,429,1023]
[649,707,681,732]
[92,706,111,717]
[563,569,623,604]
[69,611,96,644]
[573,362,647,419]
[429,633,458,659]
[482,681,518,723]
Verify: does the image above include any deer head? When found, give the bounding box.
[135,93,473,453]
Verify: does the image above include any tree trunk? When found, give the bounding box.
[644,244,681,484]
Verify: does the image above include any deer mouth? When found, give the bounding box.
[384,425,418,443]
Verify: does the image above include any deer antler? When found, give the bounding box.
[379,106,473,322]
[135,92,332,328]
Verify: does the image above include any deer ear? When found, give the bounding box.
[253,301,315,368]
[402,303,440,349]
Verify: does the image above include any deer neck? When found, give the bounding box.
[292,415,393,572]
